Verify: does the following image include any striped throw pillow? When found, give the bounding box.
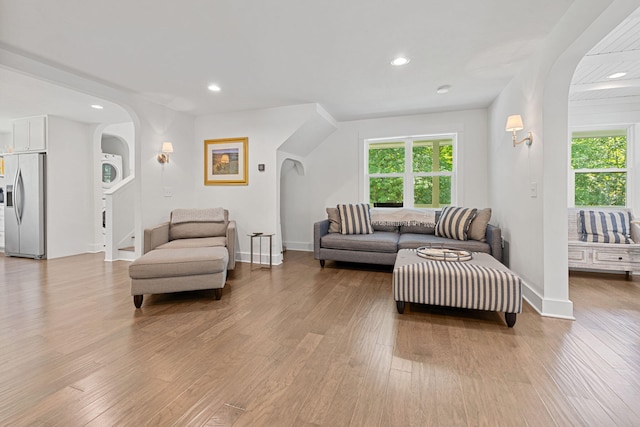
[435,206,477,241]
[580,210,632,244]
[338,203,374,235]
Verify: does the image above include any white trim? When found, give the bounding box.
[87,243,104,253]
[236,251,284,266]
[283,241,313,252]
[522,280,575,320]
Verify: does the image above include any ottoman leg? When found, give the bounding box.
[396,300,405,314]
[505,312,517,327]
[133,295,143,308]
[214,288,223,300]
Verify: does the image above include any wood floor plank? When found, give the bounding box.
[1,252,640,426]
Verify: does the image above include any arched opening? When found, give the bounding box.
[0,66,137,260]
[279,157,306,254]
[566,6,640,285]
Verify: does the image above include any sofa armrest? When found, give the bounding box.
[227,220,236,270]
[314,220,330,259]
[632,222,640,244]
[486,224,503,263]
[144,222,170,254]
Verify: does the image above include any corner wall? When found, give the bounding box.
[488,0,637,318]
[194,104,323,263]
[46,116,93,258]
[285,108,490,250]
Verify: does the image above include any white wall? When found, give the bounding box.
[195,104,321,263]
[134,101,196,234]
[282,108,490,250]
[46,115,94,258]
[488,0,637,318]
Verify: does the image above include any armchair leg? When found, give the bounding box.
[133,295,143,308]
[214,288,223,300]
[320,259,325,268]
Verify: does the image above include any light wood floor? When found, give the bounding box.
[1,251,639,426]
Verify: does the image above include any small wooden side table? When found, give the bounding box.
[248,233,274,269]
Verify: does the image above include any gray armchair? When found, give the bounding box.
[129,208,236,308]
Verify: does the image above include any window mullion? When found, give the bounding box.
[405,139,413,208]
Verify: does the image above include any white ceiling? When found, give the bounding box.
[0,0,576,129]
[570,8,640,105]
[0,68,131,133]
[1,1,638,134]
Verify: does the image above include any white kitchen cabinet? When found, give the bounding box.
[12,116,47,152]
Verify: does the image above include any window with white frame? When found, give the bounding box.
[365,134,457,208]
[570,128,630,207]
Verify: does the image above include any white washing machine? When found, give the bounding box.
[101,153,123,189]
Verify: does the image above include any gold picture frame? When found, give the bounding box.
[204,137,248,185]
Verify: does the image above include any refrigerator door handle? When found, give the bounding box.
[15,169,24,224]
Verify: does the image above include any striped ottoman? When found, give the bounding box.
[393,249,522,327]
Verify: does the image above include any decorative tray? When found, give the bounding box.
[416,246,473,262]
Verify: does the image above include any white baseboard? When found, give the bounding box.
[236,251,283,265]
[87,243,104,253]
[522,280,575,320]
[283,241,313,252]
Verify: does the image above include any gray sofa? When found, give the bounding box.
[314,209,502,267]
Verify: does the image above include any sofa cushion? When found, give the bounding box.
[156,236,227,250]
[400,223,436,234]
[467,208,492,242]
[129,247,228,279]
[321,231,398,253]
[435,206,477,241]
[373,224,400,232]
[326,207,342,233]
[338,203,373,235]
[398,233,490,253]
[580,209,632,244]
[170,220,229,240]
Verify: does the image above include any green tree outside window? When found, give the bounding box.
[571,131,627,207]
[368,137,454,207]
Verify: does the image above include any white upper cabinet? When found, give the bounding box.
[13,116,47,153]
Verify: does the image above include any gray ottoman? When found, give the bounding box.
[129,246,229,308]
[393,249,522,327]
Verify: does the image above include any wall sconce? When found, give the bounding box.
[505,115,533,147]
[157,142,174,163]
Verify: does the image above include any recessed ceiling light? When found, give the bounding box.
[391,57,410,66]
[436,85,451,94]
[207,84,221,92]
[91,104,104,110]
[608,72,627,79]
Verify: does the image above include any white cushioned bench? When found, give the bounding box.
[568,208,640,278]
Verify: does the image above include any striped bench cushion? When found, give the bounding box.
[393,261,522,314]
[579,210,632,244]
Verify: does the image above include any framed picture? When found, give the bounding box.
[204,137,248,185]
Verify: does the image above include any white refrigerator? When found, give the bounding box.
[4,153,46,259]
